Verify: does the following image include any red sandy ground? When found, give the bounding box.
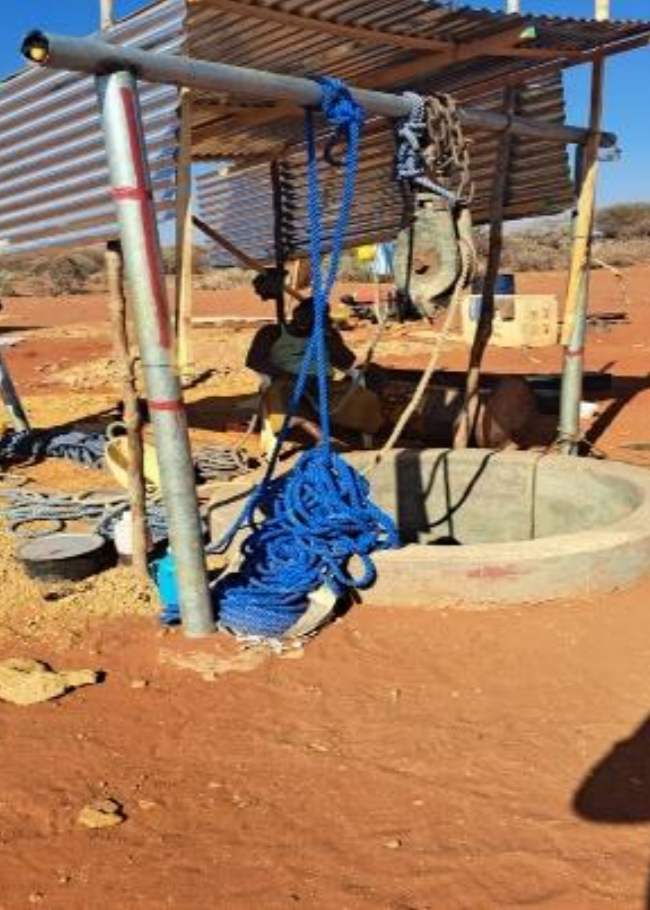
[1,267,650,908]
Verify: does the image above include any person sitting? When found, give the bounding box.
[246,298,384,444]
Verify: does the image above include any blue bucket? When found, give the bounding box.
[494,273,516,295]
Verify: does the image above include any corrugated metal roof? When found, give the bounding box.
[0,0,185,257]
[2,0,648,260]
[185,0,650,161]
[197,72,575,265]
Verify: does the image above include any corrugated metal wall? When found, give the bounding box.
[196,74,574,267]
[0,0,184,258]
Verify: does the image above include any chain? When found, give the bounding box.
[423,94,474,206]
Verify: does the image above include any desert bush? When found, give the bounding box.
[161,244,212,276]
[44,257,89,296]
[595,203,650,240]
[196,267,256,291]
[0,270,15,295]
[593,236,650,268]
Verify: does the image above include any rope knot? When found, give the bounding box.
[313,76,365,166]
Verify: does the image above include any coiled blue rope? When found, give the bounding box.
[212,77,400,638]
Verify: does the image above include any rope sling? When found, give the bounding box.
[212,77,400,639]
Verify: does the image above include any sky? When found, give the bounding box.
[0,0,648,206]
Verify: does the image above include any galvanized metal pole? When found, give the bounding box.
[557,60,605,455]
[0,350,30,432]
[96,69,213,636]
[22,32,617,149]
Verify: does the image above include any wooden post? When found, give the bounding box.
[557,60,604,454]
[595,0,610,21]
[192,215,306,303]
[289,258,311,293]
[455,88,516,448]
[561,64,604,347]
[100,0,115,31]
[105,241,149,579]
[175,88,195,385]
[270,159,287,325]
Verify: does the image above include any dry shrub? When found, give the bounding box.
[593,237,650,268]
[196,267,256,290]
[596,203,650,240]
[42,257,89,296]
[0,270,15,295]
[161,245,212,276]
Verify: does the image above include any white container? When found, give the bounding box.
[114,509,152,563]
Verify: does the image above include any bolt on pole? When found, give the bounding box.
[96,69,214,637]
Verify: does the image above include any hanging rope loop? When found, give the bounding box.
[314,76,365,166]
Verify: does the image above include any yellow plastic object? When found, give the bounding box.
[104,423,160,492]
[329,302,350,327]
[355,244,376,263]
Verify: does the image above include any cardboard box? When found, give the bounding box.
[461,294,559,348]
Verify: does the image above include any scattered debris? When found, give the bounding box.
[77,798,125,829]
[159,645,268,680]
[130,678,149,690]
[586,310,629,332]
[0,658,99,705]
[383,838,403,850]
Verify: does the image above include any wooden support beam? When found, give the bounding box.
[561,62,603,346]
[175,89,195,385]
[100,0,115,31]
[192,214,306,303]
[189,0,451,52]
[557,60,605,455]
[270,159,287,324]
[455,88,517,449]
[105,241,149,580]
[366,25,548,91]
[595,0,610,21]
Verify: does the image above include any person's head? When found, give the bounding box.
[289,298,316,336]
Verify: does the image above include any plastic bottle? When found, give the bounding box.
[151,549,181,625]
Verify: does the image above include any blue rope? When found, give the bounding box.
[212,77,400,638]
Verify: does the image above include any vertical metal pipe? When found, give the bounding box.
[558,61,604,455]
[96,69,213,637]
[0,350,30,432]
